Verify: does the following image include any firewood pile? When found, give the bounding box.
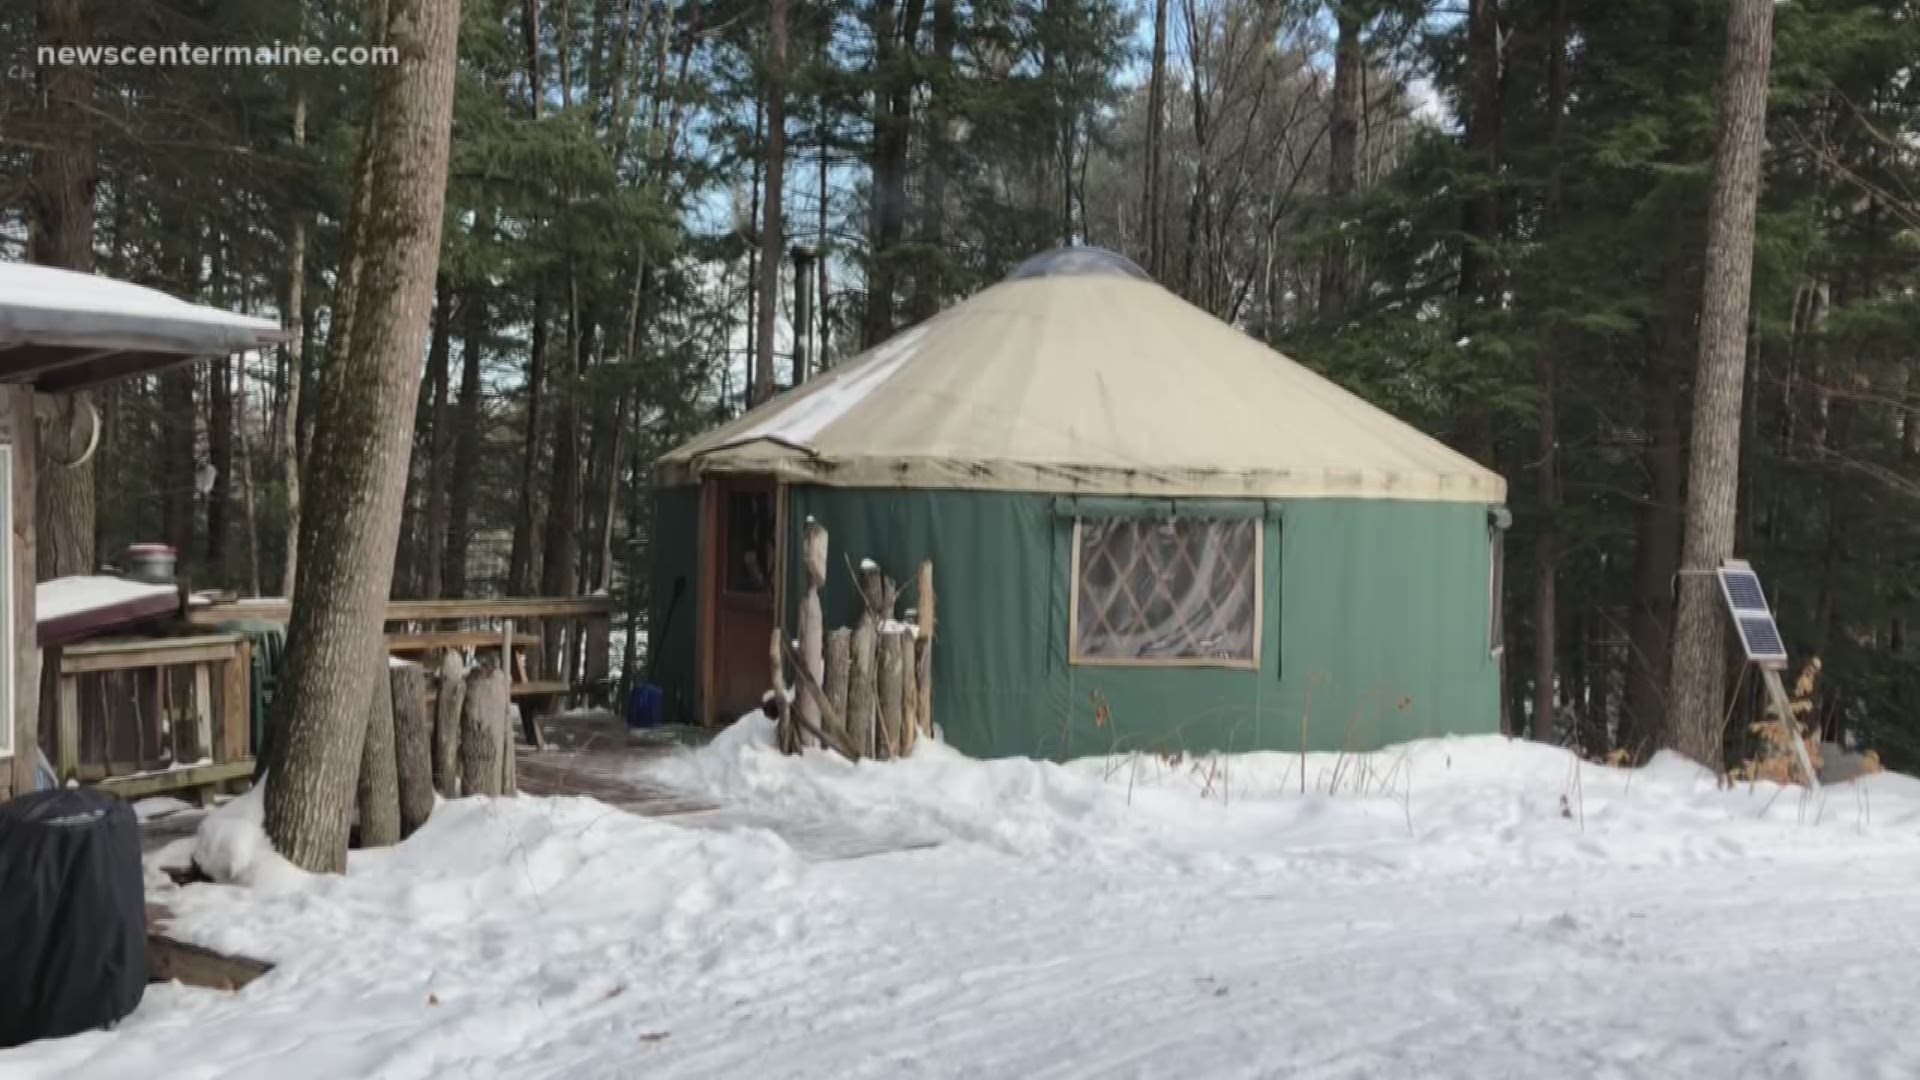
[769,518,935,760]
[352,654,515,851]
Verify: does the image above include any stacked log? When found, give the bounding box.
[390,660,435,836]
[824,629,852,748]
[849,621,878,758]
[796,520,828,750]
[356,666,402,848]
[915,560,936,738]
[432,649,466,797]
[763,522,936,763]
[458,665,511,797]
[877,628,908,758]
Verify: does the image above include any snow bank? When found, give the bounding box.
[14,724,1920,1078]
[190,781,307,892]
[647,717,1920,878]
[132,796,194,821]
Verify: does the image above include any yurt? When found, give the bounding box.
[650,248,1509,760]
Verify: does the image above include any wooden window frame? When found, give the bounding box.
[719,485,779,601]
[1067,515,1263,670]
[1488,524,1505,657]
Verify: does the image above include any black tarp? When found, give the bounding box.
[0,787,146,1048]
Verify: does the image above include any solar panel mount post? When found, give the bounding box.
[1716,561,1788,668]
[1715,559,1820,789]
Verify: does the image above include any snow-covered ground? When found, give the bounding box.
[11,719,1920,1079]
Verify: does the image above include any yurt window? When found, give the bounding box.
[724,489,776,595]
[1069,516,1261,667]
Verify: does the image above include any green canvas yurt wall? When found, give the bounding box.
[647,484,1502,760]
[646,485,703,727]
[784,488,1499,759]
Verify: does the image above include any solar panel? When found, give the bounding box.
[1720,568,1769,613]
[1717,563,1789,665]
[1735,615,1787,663]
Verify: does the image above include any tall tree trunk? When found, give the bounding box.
[1532,0,1567,745]
[234,357,264,596]
[1666,0,1776,767]
[908,0,956,322]
[523,0,544,118]
[1317,3,1360,320]
[508,288,546,594]
[818,76,831,366]
[594,393,627,593]
[1452,0,1501,465]
[282,91,309,597]
[540,308,588,617]
[442,284,485,598]
[744,94,762,404]
[206,357,234,583]
[1625,265,1690,757]
[29,0,97,580]
[754,0,790,406]
[264,0,461,873]
[420,281,453,599]
[861,0,921,348]
[159,368,197,565]
[1143,0,1168,280]
[507,0,547,595]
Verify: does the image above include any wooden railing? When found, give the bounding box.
[189,594,617,706]
[49,633,255,799]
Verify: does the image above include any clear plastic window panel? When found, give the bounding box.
[1074,517,1257,662]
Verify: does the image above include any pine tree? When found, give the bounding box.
[1666,0,1777,766]
[265,0,463,874]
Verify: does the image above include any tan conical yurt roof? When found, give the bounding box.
[659,249,1505,504]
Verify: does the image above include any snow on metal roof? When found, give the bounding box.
[0,262,286,391]
[37,575,182,645]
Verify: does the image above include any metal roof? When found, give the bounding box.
[0,262,287,391]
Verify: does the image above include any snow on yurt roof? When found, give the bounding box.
[660,248,1506,504]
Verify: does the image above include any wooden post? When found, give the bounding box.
[191,664,214,765]
[222,639,251,762]
[501,699,516,796]
[1760,665,1821,790]
[877,628,907,758]
[770,627,796,754]
[797,520,828,749]
[9,386,40,798]
[915,560,935,737]
[356,663,402,847]
[857,560,885,618]
[849,620,878,758]
[56,673,79,782]
[824,628,852,752]
[432,649,465,797]
[390,660,435,835]
[459,665,508,797]
[779,636,858,759]
[585,612,610,705]
[898,630,918,756]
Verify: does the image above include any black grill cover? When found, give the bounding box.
[0,787,147,1048]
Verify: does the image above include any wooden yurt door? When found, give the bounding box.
[704,475,780,724]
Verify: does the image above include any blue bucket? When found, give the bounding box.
[627,684,663,729]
